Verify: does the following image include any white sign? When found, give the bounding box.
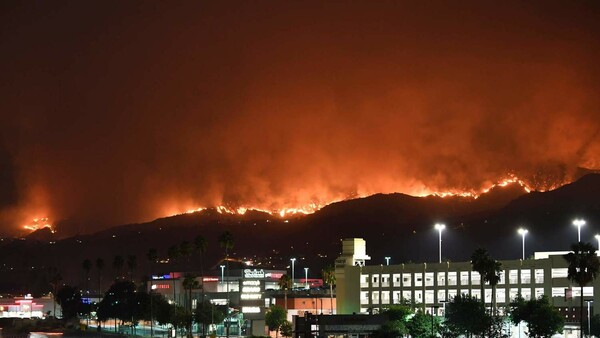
[244,269,265,278]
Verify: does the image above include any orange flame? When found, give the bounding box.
[23,217,55,233]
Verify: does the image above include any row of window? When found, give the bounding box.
[359,286,594,306]
[361,269,551,288]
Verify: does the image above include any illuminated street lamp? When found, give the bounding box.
[304,267,309,289]
[596,234,600,251]
[220,265,225,284]
[434,223,445,263]
[573,219,586,243]
[290,258,296,288]
[385,257,391,265]
[518,228,528,260]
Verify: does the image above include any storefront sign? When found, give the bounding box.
[244,269,265,278]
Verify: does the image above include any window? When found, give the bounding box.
[437,272,446,286]
[425,273,434,287]
[496,289,506,304]
[521,270,531,284]
[360,275,369,288]
[521,288,531,300]
[403,290,412,302]
[425,290,434,304]
[381,274,390,287]
[393,291,401,304]
[360,291,369,304]
[415,290,422,302]
[415,273,423,287]
[460,271,469,285]
[471,272,481,285]
[448,272,457,286]
[393,274,401,287]
[535,288,544,299]
[372,291,380,304]
[552,268,568,278]
[403,273,412,287]
[552,287,565,297]
[484,289,492,303]
[437,290,446,302]
[509,288,519,301]
[448,289,458,300]
[381,291,390,304]
[499,271,506,285]
[535,269,544,284]
[372,274,380,287]
[509,270,518,284]
[472,289,481,300]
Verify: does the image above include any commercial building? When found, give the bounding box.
[335,238,599,335]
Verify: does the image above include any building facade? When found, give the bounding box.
[336,238,599,327]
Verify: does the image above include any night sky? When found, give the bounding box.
[1,1,599,234]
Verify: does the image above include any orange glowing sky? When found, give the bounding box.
[0,1,599,234]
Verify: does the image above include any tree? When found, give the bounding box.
[193,235,207,336]
[113,255,124,280]
[445,293,489,337]
[470,248,502,314]
[321,265,336,314]
[281,321,293,337]
[182,273,200,337]
[372,304,411,338]
[147,248,158,337]
[218,231,234,337]
[510,295,564,338]
[265,305,287,338]
[564,241,600,338]
[48,267,62,318]
[55,285,82,321]
[407,310,440,338]
[278,274,292,310]
[583,313,600,337]
[194,300,226,336]
[82,259,92,293]
[127,255,137,281]
[97,280,148,333]
[95,257,105,331]
[168,245,181,303]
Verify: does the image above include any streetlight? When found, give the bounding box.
[290,258,296,288]
[304,267,309,289]
[595,234,600,251]
[573,219,586,243]
[434,223,445,263]
[518,228,528,260]
[587,300,593,338]
[220,265,225,284]
[385,257,391,265]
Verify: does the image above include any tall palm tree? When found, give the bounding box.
[95,258,105,332]
[182,273,200,337]
[146,248,158,337]
[48,267,62,318]
[470,248,490,304]
[564,242,600,338]
[82,259,92,294]
[127,255,137,281]
[180,240,193,267]
[321,265,336,314]
[485,259,502,315]
[113,255,124,280]
[193,235,207,336]
[278,274,292,310]
[219,231,234,338]
[168,245,181,303]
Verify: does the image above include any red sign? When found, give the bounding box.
[203,277,219,282]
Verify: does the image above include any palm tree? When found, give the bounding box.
[127,255,137,281]
[182,273,200,337]
[82,259,92,294]
[113,255,124,280]
[321,265,336,314]
[48,267,62,318]
[278,275,292,310]
[485,259,502,315]
[470,248,490,304]
[180,240,193,267]
[168,245,181,303]
[193,235,207,336]
[218,231,234,338]
[146,248,158,337]
[95,258,105,331]
[564,242,600,338]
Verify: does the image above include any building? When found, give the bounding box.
[335,238,599,335]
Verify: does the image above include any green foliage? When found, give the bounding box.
[509,295,563,338]
[372,320,408,338]
[445,293,489,337]
[55,285,82,320]
[564,242,600,287]
[583,313,600,337]
[265,305,287,334]
[278,274,292,290]
[280,321,293,337]
[97,280,147,324]
[153,293,174,325]
[407,310,440,338]
[382,304,412,321]
[194,300,226,327]
[321,265,335,286]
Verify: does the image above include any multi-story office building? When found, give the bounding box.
[335,238,598,326]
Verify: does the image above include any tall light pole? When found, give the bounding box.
[587,300,593,338]
[220,265,225,284]
[596,234,600,251]
[385,257,391,266]
[518,228,528,260]
[290,258,296,288]
[434,223,445,263]
[304,267,309,289]
[573,219,586,243]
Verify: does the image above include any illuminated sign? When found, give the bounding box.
[242,286,261,293]
[244,269,265,278]
[152,284,170,289]
[241,294,262,300]
[242,306,260,313]
[203,277,219,282]
[242,280,260,286]
[265,272,283,279]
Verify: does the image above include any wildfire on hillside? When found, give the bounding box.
[23,218,55,233]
